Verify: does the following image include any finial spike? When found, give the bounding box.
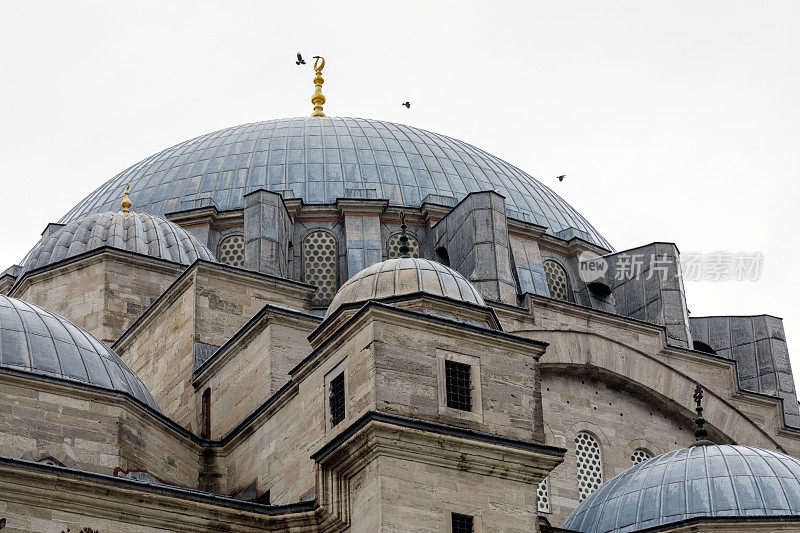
[691,384,714,446]
[121,184,132,214]
[311,56,326,117]
[398,212,411,258]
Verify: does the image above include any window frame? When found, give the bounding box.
[325,358,349,433]
[542,259,572,302]
[437,350,483,422]
[302,229,339,307]
[217,234,246,267]
[574,430,604,501]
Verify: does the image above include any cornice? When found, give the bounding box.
[313,411,565,482]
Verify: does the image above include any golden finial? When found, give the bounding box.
[121,184,132,214]
[311,56,326,117]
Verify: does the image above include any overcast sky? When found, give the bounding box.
[1,1,799,387]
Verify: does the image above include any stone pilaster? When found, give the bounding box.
[338,199,387,280]
[244,189,292,277]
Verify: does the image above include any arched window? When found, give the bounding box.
[435,246,450,266]
[201,388,211,439]
[537,476,550,514]
[543,260,570,302]
[575,431,603,501]
[303,230,338,306]
[218,235,245,267]
[631,448,654,465]
[387,232,420,259]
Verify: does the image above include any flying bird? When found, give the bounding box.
[296,53,306,65]
[402,102,411,109]
[557,175,566,182]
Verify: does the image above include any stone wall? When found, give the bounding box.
[195,313,318,439]
[0,373,200,488]
[13,252,181,343]
[540,372,697,525]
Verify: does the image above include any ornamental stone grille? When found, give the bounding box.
[537,477,550,514]
[575,432,603,501]
[218,235,245,267]
[630,448,653,465]
[303,231,338,306]
[386,233,420,259]
[544,260,570,302]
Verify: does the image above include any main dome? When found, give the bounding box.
[563,445,800,533]
[0,295,160,411]
[60,117,611,249]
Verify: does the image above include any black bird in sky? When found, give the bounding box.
[296,53,306,65]
[557,175,566,182]
[402,102,411,109]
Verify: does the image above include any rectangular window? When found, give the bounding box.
[329,372,346,426]
[451,513,474,533]
[445,360,472,411]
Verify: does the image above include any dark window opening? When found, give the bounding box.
[452,512,474,533]
[445,360,472,411]
[435,246,450,266]
[330,373,346,426]
[587,282,612,299]
[693,341,717,355]
[201,388,211,439]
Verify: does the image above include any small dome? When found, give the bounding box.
[326,258,485,318]
[563,444,800,533]
[0,295,160,411]
[23,211,216,273]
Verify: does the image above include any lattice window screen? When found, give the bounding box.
[543,260,570,301]
[631,448,654,465]
[218,235,245,267]
[386,233,420,259]
[537,476,550,513]
[575,431,603,501]
[303,231,337,306]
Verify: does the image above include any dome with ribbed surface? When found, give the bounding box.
[23,211,216,273]
[60,117,611,249]
[563,445,800,533]
[0,295,160,411]
[326,258,485,318]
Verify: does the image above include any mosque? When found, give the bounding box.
[1,58,799,532]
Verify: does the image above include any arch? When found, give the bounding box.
[543,259,571,302]
[435,246,450,266]
[624,438,664,463]
[386,232,420,259]
[303,230,338,306]
[528,327,786,451]
[574,431,603,501]
[630,447,654,465]
[218,234,245,267]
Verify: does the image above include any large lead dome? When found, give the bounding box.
[60,117,611,249]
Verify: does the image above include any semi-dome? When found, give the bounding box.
[23,211,216,273]
[0,295,160,411]
[326,257,485,318]
[563,444,800,533]
[60,117,611,249]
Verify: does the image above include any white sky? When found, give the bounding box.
[1,1,799,387]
